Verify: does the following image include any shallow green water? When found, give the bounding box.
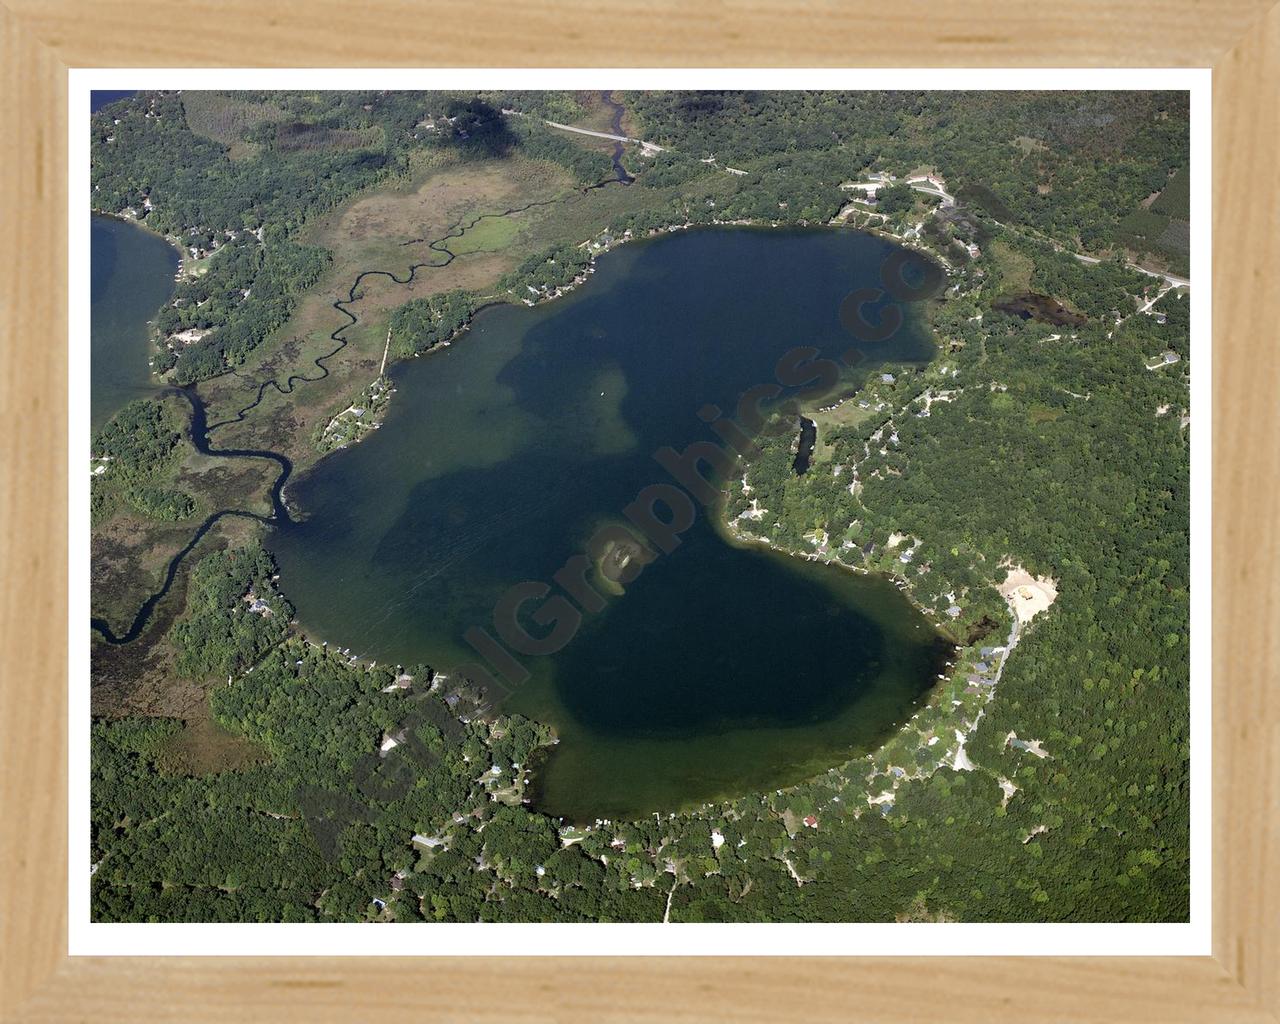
[269,226,950,819]
[90,214,179,433]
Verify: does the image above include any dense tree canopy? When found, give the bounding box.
[91,90,1191,924]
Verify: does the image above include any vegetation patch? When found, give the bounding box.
[181,93,285,155]
[91,397,196,525]
[1150,165,1190,219]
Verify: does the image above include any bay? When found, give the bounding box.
[90,214,179,434]
[269,226,951,819]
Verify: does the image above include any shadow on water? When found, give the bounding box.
[262,226,950,818]
[91,102,637,645]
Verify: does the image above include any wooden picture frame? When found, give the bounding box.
[2,2,1276,1018]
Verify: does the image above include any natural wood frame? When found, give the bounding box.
[2,2,1277,1019]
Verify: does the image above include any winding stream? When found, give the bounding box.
[92,109,637,644]
[92,193,952,818]
[600,90,633,185]
[266,225,947,818]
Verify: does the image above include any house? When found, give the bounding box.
[803,815,819,828]
[880,373,896,384]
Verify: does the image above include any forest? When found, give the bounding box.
[499,242,594,298]
[722,237,1190,920]
[90,89,1192,924]
[90,397,196,524]
[387,289,476,358]
[92,89,1190,384]
[91,91,615,384]
[627,90,1189,264]
[92,256,1190,925]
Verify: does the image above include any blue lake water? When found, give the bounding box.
[268,227,951,818]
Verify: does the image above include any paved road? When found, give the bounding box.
[846,175,1191,290]
[542,119,665,155]
[844,178,956,207]
[1071,250,1190,289]
[905,177,956,206]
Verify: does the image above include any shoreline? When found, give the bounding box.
[717,485,1032,814]
[705,329,1060,813]
[276,218,976,811]
[303,215,954,467]
[98,206,989,810]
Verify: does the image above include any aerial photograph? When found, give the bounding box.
[88,88,1191,924]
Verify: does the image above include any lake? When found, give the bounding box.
[90,214,179,434]
[91,90,137,113]
[269,226,951,819]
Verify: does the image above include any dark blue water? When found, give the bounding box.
[269,226,948,818]
[90,214,180,434]
[91,90,135,113]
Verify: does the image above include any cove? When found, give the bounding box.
[91,214,179,433]
[268,226,951,820]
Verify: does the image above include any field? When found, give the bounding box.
[987,238,1034,294]
[1116,207,1190,276]
[193,151,576,461]
[91,456,277,639]
[803,392,880,464]
[180,93,286,159]
[1150,165,1190,219]
[197,146,739,468]
[153,704,267,775]
[91,510,264,718]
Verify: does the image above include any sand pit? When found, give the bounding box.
[999,566,1058,624]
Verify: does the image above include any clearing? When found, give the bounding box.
[998,565,1058,624]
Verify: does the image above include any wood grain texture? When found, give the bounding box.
[0,0,1276,1019]
[5,957,1274,1023]
[0,4,68,1021]
[1212,3,1280,1013]
[1,0,1277,68]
